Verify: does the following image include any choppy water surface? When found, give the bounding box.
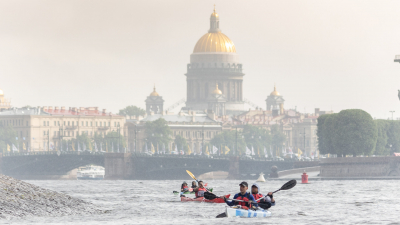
[3,179,400,224]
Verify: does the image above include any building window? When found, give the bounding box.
[72,121,74,126]
[96,122,98,126]
[86,121,88,126]
[43,121,46,126]
[54,121,56,126]
[26,121,28,126]
[43,131,46,135]
[90,122,93,126]
[68,121,70,126]
[64,121,66,126]
[114,122,116,126]
[108,122,110,126]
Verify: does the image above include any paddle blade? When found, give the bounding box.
[204,192,218,200]
[186,170,197,180]
[280,179,297,191]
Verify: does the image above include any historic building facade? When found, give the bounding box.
[0,107,126,151]
[185,9,245,115]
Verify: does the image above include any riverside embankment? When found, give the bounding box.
[0,174,102,219]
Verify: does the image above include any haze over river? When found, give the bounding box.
[3,179,400,224]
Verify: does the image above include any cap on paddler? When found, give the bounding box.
[239,181,248,187]
[183,181,187,184]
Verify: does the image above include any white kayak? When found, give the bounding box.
[225,206,272,218]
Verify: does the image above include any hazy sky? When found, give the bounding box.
[1,0,400,119]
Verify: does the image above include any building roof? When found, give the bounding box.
[141,114,217,123]
[0,107,49,116]
[0,107,121,117]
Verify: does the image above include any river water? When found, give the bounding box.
[2,179,400,224]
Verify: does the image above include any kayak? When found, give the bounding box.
[173,188,213,195]
[225,206,272,218]
[181,194,230,203]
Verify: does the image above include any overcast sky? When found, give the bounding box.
[1,0,400,119]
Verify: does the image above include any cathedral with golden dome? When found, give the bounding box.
[185,8,244,114]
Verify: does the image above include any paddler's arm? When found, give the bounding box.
[267,192,275,206]
[222,194,237,206]
[248,194,258,207]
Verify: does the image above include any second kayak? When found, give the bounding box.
[181,194,230,203]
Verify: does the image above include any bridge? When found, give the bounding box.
[0,152,319,180]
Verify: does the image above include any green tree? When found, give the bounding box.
[145,118,172,150]
[74,133,93,151]
[320,113,339,155]
[317,114,329,154]
[209,130,246,155]
[334,109,377,157]
[174,135,188,152]
[374,120,390,156]
[271,125,286,151]
[119,105,145,118]
[104,131,126,151]
[242,125,271,154]
[0,125,18,153]
[387,121,400,154]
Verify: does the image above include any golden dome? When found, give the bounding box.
[270,85,280,96]
[193,33,236,53]
[150,85,159,96]
[193,7,236,53]
[212,84,223,95]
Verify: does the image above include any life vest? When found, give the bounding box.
[182,185,188,189]
[236,192,251,207]
[195,187,207,198]
[252,193,263,201]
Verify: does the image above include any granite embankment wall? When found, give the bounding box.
[320,157,400,177]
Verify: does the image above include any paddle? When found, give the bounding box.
[186,170,211,192]
[204,180,297,205]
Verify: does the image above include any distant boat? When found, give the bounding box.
[77,165,105,180]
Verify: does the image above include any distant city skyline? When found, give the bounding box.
[1,1,400,119]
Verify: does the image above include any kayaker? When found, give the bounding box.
[191,181,197,189]
[181,181,189,192]
[222,181,258,209]
[192,180,207,198]
[251,183,275,209]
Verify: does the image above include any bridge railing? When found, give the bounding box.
[1,151,105,157]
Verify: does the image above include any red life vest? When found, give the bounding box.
[195,187,207,198]
[236,193,251,207]
[252,193,263,201]
[182,185,188,189]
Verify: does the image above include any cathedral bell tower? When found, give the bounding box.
[145,86,164,114]
[185,7,244,115]
[207,84,226,116]
[266,85,285,117]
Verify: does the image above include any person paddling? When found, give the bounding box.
[192,180,207,198]
[222,181,258,210]
[180,181,189,196]
[251,183,275,209]
[191,181,197,189]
